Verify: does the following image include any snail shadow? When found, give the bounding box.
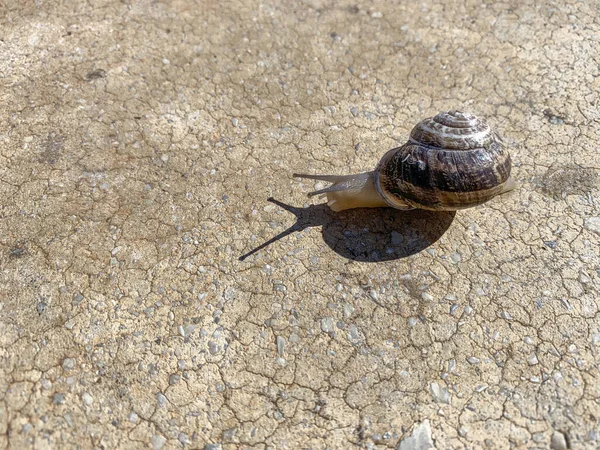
[240,198,456,262]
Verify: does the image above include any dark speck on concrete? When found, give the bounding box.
[37,301,48,314]
[9,245,27,259]
[543,109,566,125]
[86,68,107,80]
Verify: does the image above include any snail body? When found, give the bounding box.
[294,110,515,212]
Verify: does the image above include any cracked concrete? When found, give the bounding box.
[1,0,599,448]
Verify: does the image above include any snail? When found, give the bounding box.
[294,110,515,211]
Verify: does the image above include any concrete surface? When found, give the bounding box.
[1,0,599,449]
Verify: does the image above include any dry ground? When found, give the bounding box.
[1,0,599,449]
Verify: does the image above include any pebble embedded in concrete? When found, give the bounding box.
[550,431,568,450]
[321,317,335,333]
[276,336,285,356]
[396,420,434,450]
[430,382,451,404]
[151,434,167,450]
[82,392,94,406]
[62,358,75,370]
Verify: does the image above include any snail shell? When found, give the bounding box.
[294,110,515,212]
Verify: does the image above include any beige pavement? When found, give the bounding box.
[1,1,599,448]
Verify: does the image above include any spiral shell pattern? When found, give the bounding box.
[375,110,512,210]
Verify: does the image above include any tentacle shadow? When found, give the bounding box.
[240,197,456,262]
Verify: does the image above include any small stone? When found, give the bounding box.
[204,444,222,450]
[53,393,66,405]
[369,290,378,301]
[129,411,139,423]
[407,317,418,327]
[371,11,383,18]
[527,354,539,365]
[276,336,285,356]
[169,374,181,385]
[178,324,197,337]
[550,431,568,450]
[223,428,236,440]
[421,292,434,302]
[151,434,167,450]
[584,217,600,235]
[347,324,361,342]
[62,358,75,370]
[448,359,456,372]
[391,231,402,245]
[450,252,462,263]
[82,392,94,405]
[178,432,191,445]
[458,426,468,437]
[430,382,451,404]
[321,317,335,333]
[396,419,434,450]
[208,341,220,354]
[500,311,512,320]
[156,392,167,406]
[72,293,84,306]
[467,356,480,365]
[343,302,355,317]
[579,271,591,284]
[37,301,48,314]
[560,298,572,310]
[553,371,563,381]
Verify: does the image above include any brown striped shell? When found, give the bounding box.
[374,110,512,211]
